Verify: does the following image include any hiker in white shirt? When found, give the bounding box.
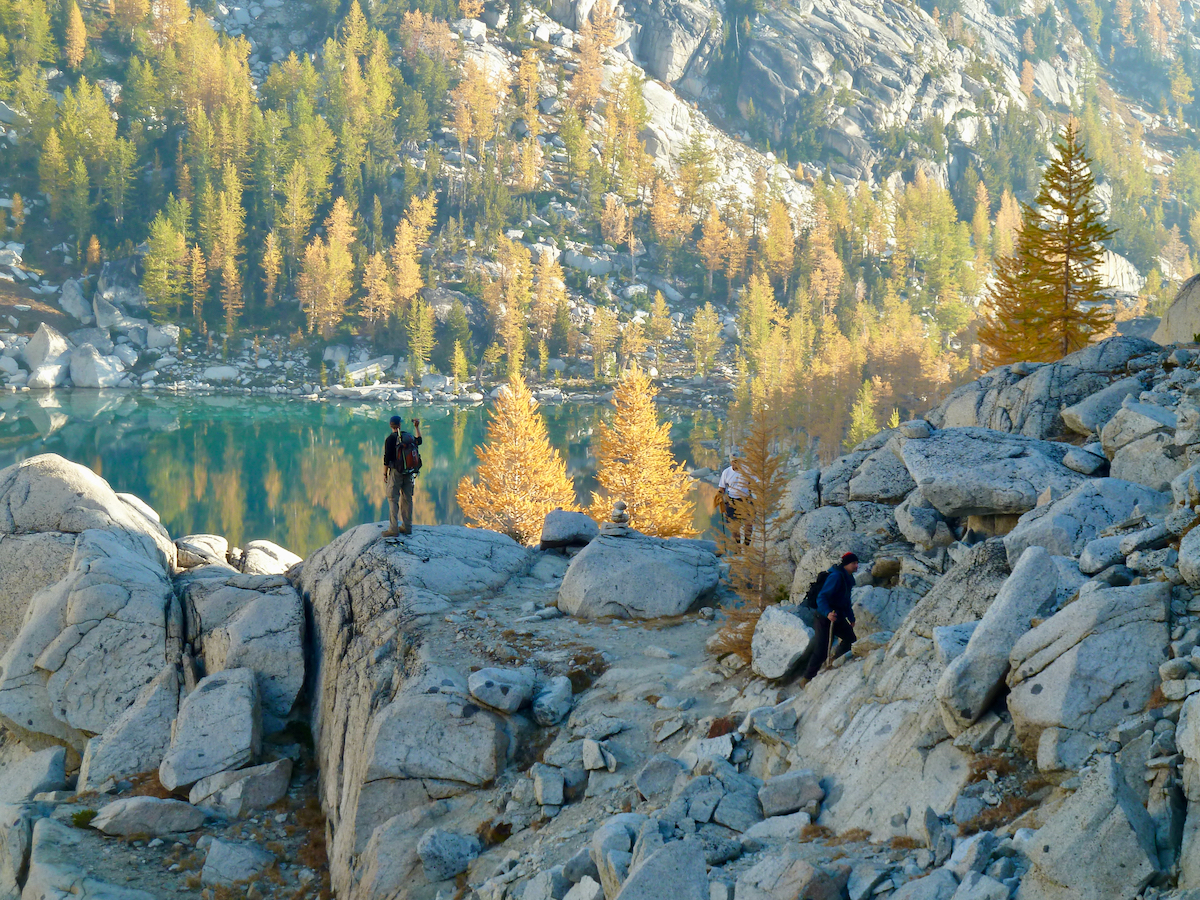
[717,458,753,544]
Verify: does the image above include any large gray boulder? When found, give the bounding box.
[1001,478,1168,564]
[176,534,229,568]
[1110,432,1187,491]
[890,870,958,900]
[201,838,275,886]
[24,818,156,900]
[182,571,305,733]
[1019,756,1159,900]
[159,668,262,791]
[1100,401,1177,457]
[927,336,1159,440]
[750,607,814,679]
[897,428,1084,518]
[23,324,70,371]
[238,539,301,575]
[0,803,31,899]
[1007,582,1169,748]
[467,667,535,713]
[0,533,74,659]
[78,664,179,791]
[735,847,849,900]
[1060,375,1147,436]
[58,279,93,323]
[68,343,126,389]
[894,490,953,549]
[790,506,852,558]
[416,828,481,882]
[1181,525,1200,587]
[540,510,600,548]
[0,454,174,563]
[614,841,708,900]
[25,361,69,389]
[0,528,172,750]
[936,547,1059,736]
[189,758,292,818]
[0,748,65,803]
[91,797,205,836]
[295,524,530,898]
[847,443,915,504]
[558,533,719,619]
[852,585,920,634]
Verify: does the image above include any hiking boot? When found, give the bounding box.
[399,526,413,535]
[797,676,811,689]
[381,528,400,538]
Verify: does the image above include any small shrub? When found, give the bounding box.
[70,809,98,829]
[708,599,764,660]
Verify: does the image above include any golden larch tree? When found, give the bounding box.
[712,379,794,656]
[262,231,281,307]
[979,121,1115,368]
[589,363,696,537]
[457,374,578,543]
[698,204,727,295]
[361,251,392,333]
[590,306,619,379]
[66,1,87,68]
[690,302,722,378]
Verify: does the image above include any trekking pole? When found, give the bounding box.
[821,617,836,672]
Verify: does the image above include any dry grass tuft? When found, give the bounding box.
[960,795,1038,835]
[126,773,176,799]
[826,827,872,846]
[1147,685,1169,709]
[968,754,1015,783]
[799,823,834,842]
[294,796,329,871]
[888,835,921,850]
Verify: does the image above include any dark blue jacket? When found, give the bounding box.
[815,565,856,623]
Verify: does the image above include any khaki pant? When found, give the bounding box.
[387,469,414,533]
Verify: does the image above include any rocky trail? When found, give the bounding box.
[11,334,1200,898]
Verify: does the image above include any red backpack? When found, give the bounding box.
[397,431,422,474]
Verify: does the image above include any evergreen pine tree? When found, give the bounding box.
[589,363,695,537]
[456,374,578,543]
[844,379,879,449]
[978,121,1115,367]
[690,302,722,378]
[452,339,470,385]
[550,297,572,356]
[406,294,435,377]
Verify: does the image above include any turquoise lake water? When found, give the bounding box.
[0,392,723,556]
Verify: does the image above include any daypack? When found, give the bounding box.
[396,431,423,474]
[802,569,830,610]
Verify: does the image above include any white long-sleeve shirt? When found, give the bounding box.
[718,466,751,500]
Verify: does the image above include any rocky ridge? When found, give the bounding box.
[8,334,1200,899]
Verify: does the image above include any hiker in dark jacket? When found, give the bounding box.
[803,552,859,680]
[382,415,422,537]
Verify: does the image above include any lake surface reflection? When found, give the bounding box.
[0,392,724,556]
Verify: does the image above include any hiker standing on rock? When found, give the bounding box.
[717,457,753,544]
[382,414,422,537]
[803,552,859,682]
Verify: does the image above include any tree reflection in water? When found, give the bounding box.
[0,392,720,556]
